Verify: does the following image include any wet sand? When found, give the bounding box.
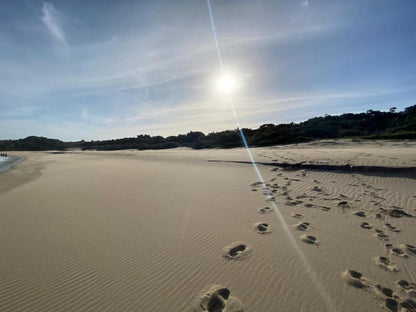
[1,140,416,311]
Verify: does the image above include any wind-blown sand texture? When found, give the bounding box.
[1,139,416,311]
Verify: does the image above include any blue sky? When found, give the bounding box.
[0,0,415,141]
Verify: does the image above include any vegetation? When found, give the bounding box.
[1,105,415,151]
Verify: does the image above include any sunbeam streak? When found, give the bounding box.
[206,1,336,311]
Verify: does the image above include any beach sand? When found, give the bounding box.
[1,139,416,311]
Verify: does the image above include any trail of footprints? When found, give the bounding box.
[194,181,274,311]
[343,269,416,312]
[195,164,416,311]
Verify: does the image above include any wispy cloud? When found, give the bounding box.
[40,2,67,47]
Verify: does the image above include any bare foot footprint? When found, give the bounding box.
[193,285,244,312]
[222,242,251,260]
[253,222,272,234]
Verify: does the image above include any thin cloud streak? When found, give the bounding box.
[40,2,68,46]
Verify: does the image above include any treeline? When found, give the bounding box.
[0,136,66,151]
[1,104,415,151]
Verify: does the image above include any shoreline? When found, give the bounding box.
[0,156,24,173]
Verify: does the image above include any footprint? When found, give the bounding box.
[338,201,351,210]
[257,207,273,214]
[397,280,416,298]
[374,229,389,241]
[385,223,400,232]
[294,222,310,231]
[342,269,371,289]
[391,247,408,258]
[300,235,319,245]
[265,196,276,202]
[388,209,413,218]
[399,244,416,255]
[385,243,394,249]
[360,222,373,230]
[253,222,272,234]
[400,299,416,311]
[375,284,395,298]
[375,256,398,272]
[193,285,244,312]
[250,182,264,187]
[343,270,413,311]
[222,242,251,260]
[385,298,400,312]
[291,213,303,219]
[353,211,366,217]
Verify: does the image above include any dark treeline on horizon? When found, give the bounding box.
[1,105,415,151]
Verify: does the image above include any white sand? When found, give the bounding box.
[0,140,415,311]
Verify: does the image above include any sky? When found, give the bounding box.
[0,0,415,141]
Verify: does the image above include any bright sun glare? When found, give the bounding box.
[217,74,236,94]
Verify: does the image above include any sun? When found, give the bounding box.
[217,74,236,94]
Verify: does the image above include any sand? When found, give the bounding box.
[0,139,416,311]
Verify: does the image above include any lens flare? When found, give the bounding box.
[217,75,236,94]
[207,1,336,311]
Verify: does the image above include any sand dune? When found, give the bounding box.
[0,140,415,311]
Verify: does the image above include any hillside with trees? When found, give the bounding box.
[1,104,415,151]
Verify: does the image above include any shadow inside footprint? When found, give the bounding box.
[391,247,408,258]
[374,229,389,241]
[385,223,400,232]
[300,235,318,245]
[295,222,310,231]
[253,222,272,234]
[400,244,416,255]
[291,213,303,219]
[342,269,369,289]
[193,285,244,312]
[375,284,395,298]
[375,256,398,272]
[222,242,251,260]
[360,222,372,229]
[398,279,416,290]
[353,211,366,217]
